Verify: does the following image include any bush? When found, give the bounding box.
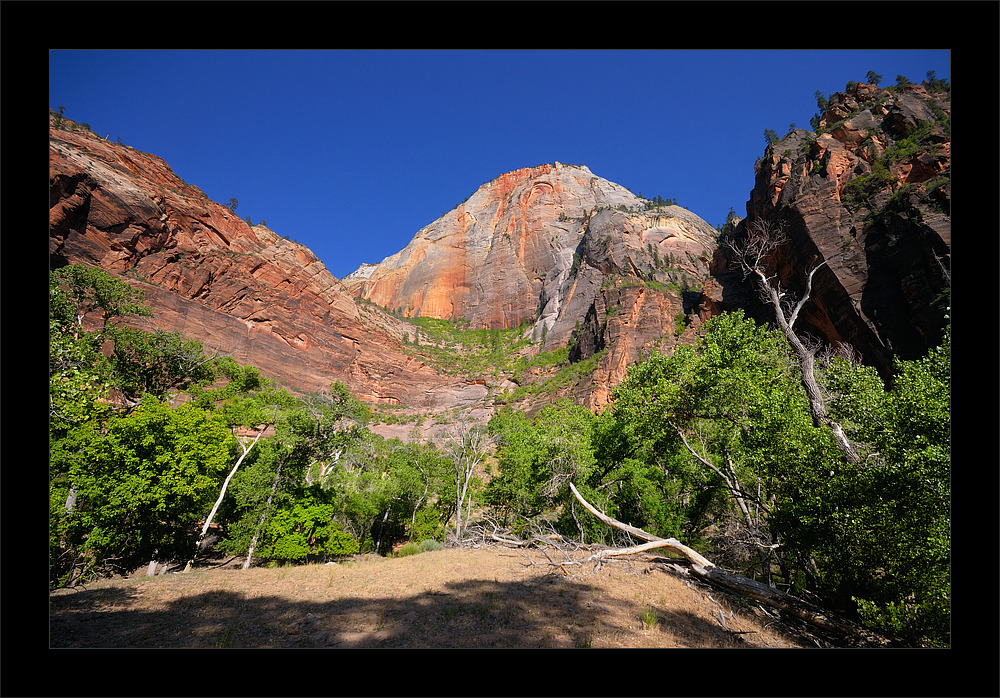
[395,539,444,557]
[395,542,422,557]
[410,507,445,542]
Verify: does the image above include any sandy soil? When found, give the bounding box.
[49,545,814,649]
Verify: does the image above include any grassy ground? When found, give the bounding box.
[49,546,813,649]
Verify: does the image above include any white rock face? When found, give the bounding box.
[343,163,719,353]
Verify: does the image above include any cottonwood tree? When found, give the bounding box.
[50,399,234,587]
[180,360,296,571]
[724,218,860,464]
[50,265,153,513]
[182,395,285,572]
[49,263,153,340]
[604,311,829,584]
[108,327,221,408]
[484,401,596,534]
[237,384,369,568]
[444,422,497,542]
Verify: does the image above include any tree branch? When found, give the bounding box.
[568,481,890,646]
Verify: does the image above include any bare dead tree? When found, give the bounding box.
[444,421,498,542]
[725,218,860,464]
[568,483,889,646]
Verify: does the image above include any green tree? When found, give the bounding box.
[605,311,833,579]
[183,378,299,571]
[49,264,152,338]
[107,327,218,406]
[49,264,219,420]
[485,401,596,537]
[50,264,159,515]
[814,90,829,112]
[227,197,239,213]
[49,311,112,434]
[764,129,779,146]
[815,329,951,645]
[375,439,452,547]
[484,408,545,527]
[50,398,234,587]
[866,70,883,86]
[215,383,373,566]
[251,485,359,562]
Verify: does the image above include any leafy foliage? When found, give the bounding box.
[483,310,951,645]
[50,398,235,586]
[47,257,949,645]
[817,329,951,645]
[49,263,153,336]
[252,485,360,561]
[485,401,595,535]
[107,326,217,404]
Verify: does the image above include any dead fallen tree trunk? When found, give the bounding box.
[568,483,890,646]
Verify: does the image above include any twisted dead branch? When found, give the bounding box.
[568,482,892,647]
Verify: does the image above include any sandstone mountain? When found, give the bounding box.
[343,162,722,407]
[712,80,951,379]
[49,77,950,420]
[49,115,489,411]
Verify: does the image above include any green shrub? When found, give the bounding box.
[410,507,445,542]
[419,539,445,552]
[395,541,422,557]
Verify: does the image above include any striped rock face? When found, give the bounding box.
[48,116,486,409]
[344,163,719,354]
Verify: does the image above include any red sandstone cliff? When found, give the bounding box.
[711,80,951,378]
[51,76,947,418]
[344,164,721,408]
[49,115,486,409]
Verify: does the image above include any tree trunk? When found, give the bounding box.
[243,451,291,570]
[64,486,78,513]
[569,482,888,646]
[146,552,159,577]
[374,507,392,554]
[184,425,266,573]
[758,267,861,465]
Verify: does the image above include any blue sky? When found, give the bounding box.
[49,49,950,280]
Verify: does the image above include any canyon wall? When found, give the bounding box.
[712,81,951,379]
[49,116,485,409]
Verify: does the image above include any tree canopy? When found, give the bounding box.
[47,264,949,645]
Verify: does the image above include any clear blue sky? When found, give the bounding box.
[49,49,950,280]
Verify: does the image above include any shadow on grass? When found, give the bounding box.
[50,571,744,649]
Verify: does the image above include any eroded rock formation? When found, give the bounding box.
[49,115,485,409]
[712,80,951,379]
[49,76,950,419]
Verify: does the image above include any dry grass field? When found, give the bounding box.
[49,545,815,650]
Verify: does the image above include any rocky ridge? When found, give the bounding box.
[713,80,951,378]
[49,77,950,421]
[49,115,487,411]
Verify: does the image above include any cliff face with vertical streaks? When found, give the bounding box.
[711,80,950,378]
[49,114,488,410]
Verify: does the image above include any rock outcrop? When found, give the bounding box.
[345,163,722,408]
[712,80,951,379]
[50,75,950,419]
[345,164,627,341]
[49,115,486,409]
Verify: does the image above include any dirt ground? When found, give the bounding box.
[49,545,818,649]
